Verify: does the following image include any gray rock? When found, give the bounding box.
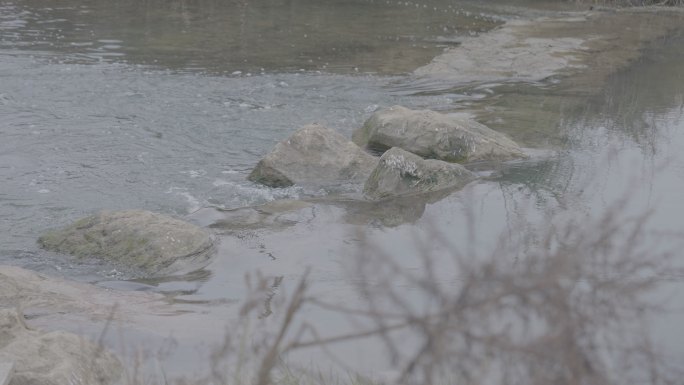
[364,147,476,200]
[353,105,526,163]
[0,266,165,321]
[0,309,122,385]
[38,210,215,277]
[248,124,378,187]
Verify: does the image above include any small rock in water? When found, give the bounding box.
[38,210,215,277]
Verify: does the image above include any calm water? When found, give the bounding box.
[2,0,684,379]
[0,0,505,74]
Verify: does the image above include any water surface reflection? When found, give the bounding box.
[1,0,501,74]
[2,0,684,379]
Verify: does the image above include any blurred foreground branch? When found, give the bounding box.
[211,197,683,385]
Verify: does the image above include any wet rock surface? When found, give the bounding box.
[0,308,122,385]
[0,265,235,379]
[353,106,526,163]
[364,147,476,200]
[38,210,215,277]
[0,265,164,320]
[248,124,378,187]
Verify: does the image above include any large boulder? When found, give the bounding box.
[0,309,122,385]
[364,147,476,200]
[353,106,526,163]
[248,124,378,187]
[38,210,215,277]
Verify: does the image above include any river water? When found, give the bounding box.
[2,0,684,381]
[0,0,507,272]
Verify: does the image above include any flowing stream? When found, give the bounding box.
[2,0,684,380]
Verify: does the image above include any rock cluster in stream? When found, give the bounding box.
[33,105,523,280]
[8,103,521,384]
[249,105,525,199]
[22,106,523,378]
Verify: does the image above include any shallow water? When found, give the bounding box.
[0,0,511,276]
[2,0,684,380]
[0,0,506,74]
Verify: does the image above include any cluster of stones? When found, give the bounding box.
[17,106,525,384]
[249,105,526,199]
[34,105,525,284]
[7,210,216,385]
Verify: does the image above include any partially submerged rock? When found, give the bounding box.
[364,147,476,200]
[38,210,215,277]
[188,199,314,234]
[249,124,378,187]
[0,265,165,322]
[353,106,526,163]
[0,308,122,385]
[0,265,230,370]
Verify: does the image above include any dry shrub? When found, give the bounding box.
[341,201,681,385]
[226,194,684,385]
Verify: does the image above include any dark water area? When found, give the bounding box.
[0,0,505,74]
[2,0,684,380]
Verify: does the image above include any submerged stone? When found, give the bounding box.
[188,199,315,234]
[38,210,215,277]
[364,147,476,200]
[353,105,526,163]
[248,124,378,187]
[0,309,122,385]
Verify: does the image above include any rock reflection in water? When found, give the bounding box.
[188,199,315,233]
